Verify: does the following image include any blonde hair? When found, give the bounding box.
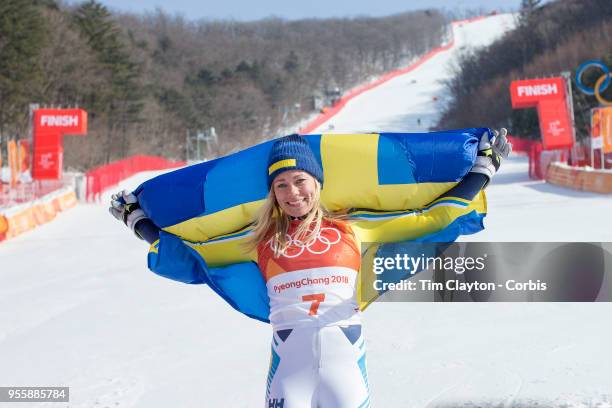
[247,179,339,258]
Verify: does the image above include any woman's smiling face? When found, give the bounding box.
[272,170,317,218]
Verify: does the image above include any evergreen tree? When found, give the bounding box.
[284,51,299,74]
[0,0,47,134]
[74,0,143,160]
[519,0,542,23]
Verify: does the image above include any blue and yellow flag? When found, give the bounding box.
[136,129,488,322]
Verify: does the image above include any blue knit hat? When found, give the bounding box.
[267,134,323,189]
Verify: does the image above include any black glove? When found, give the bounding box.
[109,190,149,239]
[469,128,512,186]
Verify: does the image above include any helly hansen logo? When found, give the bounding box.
[40,115,79,127]
[268,398,285,408]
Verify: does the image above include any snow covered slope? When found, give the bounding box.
[313,15,516,134]
[1,13,611,408]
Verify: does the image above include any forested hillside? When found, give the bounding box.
[0,0,446,169]
[435,0,612,140]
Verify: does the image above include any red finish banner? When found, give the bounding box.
[33,147,63,180]
[537,99,573,149]
[33,109,88,135]
[510,77,566,108]
[510,77,574,150]
[32,109,87,180]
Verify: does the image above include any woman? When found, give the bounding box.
[250,135,370,407]
[110,130,510,407]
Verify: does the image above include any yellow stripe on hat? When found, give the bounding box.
[268,158,296,175]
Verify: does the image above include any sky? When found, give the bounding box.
[67,0,528,21]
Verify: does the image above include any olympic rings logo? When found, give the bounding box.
[268,227,342,258]
[575,60,612,106]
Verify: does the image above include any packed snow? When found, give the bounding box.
[1,13,611,408]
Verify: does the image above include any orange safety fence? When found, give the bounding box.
[546,162,612,193]
[85,155,185,202]
[507,134,611,183]
[0,187,78,242]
